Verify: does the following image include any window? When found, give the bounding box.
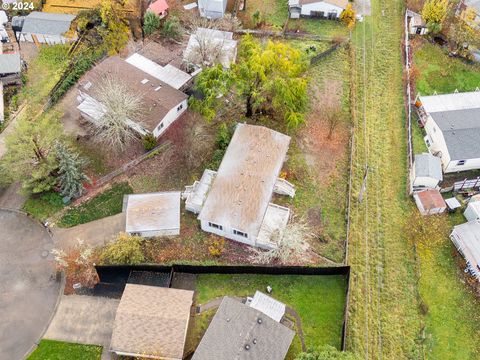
[177,104,184,112]
[208,222,223,230]
[157,122,164,131]
[233,229,248,238]
[457,160,466,166]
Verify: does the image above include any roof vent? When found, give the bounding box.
[257,318,262,324]
[253,338,257,345]
[141,79,149,84]
[245,344,250,351]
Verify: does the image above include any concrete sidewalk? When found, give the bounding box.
[52,213,126,250]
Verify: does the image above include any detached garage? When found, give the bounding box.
[17,12,76,45]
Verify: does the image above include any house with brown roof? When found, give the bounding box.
[183,124,296,249]
[77,56,188,139]
[413,189,447,216]
[288,0,348,19]
[109,284,194,359]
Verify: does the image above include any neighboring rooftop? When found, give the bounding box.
[414,153,443,181]
[184,28,237,68]
[451,220,480,281]
[248,291,286,323]
[419,91,480,113]
[407,9,426,27]
[192,296,294,360]
[297,0,348,7]
[0,54,21,74]
[110,284,194,359]
[79,56,187,132]
[126,53,191,90]
[124,192,181,235]
[198,123,291,240]
[148,0,169,15]
[414,189,447,214]
[21,11,75,35]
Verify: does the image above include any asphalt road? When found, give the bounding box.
[0,209,61,360]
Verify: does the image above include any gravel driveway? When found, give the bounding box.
[0,209,62,360]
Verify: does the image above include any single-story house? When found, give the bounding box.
[110,284,194,359]
[183,28,237,69]
[16,11,76,45]
[123,192,181,237]
[198,0,227,19]
[148,0,169,18]
[450,220,480,281]
[406,10,428,35]
[77,56,188,139]
[246,291,286,322]
[413,188,447,215]
[183,123,295,249]
[288,0,348,19]
[410,153,443,192]
[126,53,192,90]
[192,296,294,360]
[0,53,21,78]
[464,195,480,221]
[418,91,480,173]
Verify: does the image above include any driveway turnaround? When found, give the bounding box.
[0,209,61,360]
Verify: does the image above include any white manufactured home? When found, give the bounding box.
[450,220,480,281]
[77,56,188,139]
[183,124,296,249]
[418,91,480,173]
[17,12,76,45]
[288,0,348,19]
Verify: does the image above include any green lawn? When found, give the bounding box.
[411,118,428,154]
[287,19,349,38]
[27,340,102,360]
[414,42,480,95]
[58,182,133,227]
[238,0,288,29]
[23,191,65,221]
[195,273,347,355]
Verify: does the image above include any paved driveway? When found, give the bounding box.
[0,209,61,360]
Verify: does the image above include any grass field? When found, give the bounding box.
[58,182,133,227]
[288,19,349,38]
[23,191,64,221]
[238,0,288,29]
[27,340,102,360]
[413,42,480,95]
[193,274,347,358]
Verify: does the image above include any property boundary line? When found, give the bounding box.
[95,264,351,351]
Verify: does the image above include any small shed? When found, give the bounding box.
[148,0,169,18]
[411,153,443,192]
[0,54,21,76]
[124,192,181,237]
[407,10,428,35]
[450,220,480,281]
[464,196,480,222]
[413,189,447,215]
[17,12,76,45]
[247,291,286,322]
[110,284,194,359]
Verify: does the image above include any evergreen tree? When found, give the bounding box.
[55,142,90,199]
[143,11,161,36]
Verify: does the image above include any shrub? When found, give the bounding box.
[100,233,145,265]
[143,11,161,36]
[207,236,225,257]
[142,133,157,151]
[23,191,64,221]
[161,16,183,41]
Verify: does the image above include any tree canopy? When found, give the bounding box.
[295,346,363,360]
[233,35,308,128]
[421,0,449,29]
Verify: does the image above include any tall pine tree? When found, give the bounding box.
[55,142,90,199]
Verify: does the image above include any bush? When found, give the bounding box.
[207,123,233,169]
[100,232,145,265]
[143,11,161,36]
[142,133,157,151]
[23,191,64,221]
[161,16,183,41]
[207,236,225,257]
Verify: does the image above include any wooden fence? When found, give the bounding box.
[453,177,480,192]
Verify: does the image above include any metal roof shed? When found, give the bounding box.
[21,12,75,36]
[413,189,447,215]
[124,192,181,237]
[248,291,286,322]
[411,153,443,191]
[0,54,21,75]
[450,220,480,281]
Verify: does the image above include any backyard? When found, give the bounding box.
[27,340,102,360]
[187,274,348,359]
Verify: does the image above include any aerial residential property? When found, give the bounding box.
[184,123,295,249]
[77,56,188,139]
[417,91,480,173]
[3,1,480,360]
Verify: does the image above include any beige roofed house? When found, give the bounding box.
[184,124,296,249]
[124,192,181,237]
[110,284,194,359]
[289,0,348,19]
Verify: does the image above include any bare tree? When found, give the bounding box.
[185,29,227,67]
[252,220,313,263]
[318,79,343,139]
[89,76,145,150]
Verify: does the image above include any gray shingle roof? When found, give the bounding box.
[0,54,21,74]
[192,297,294,360]
[414,153,443,181]
[21,11,75,36]
[430,108,480,161]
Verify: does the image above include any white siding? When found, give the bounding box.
[300,2,344,17]
[129,228,180,237]
[200,220,257,247]
[18,32,73,44]
[424,116,452,170]
[152,99,188,138]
